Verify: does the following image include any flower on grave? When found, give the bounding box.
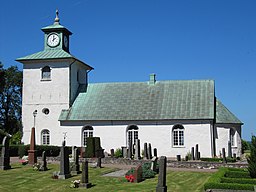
[125,174,135,183]
[70,180,80,188]
[33,163,42,171]
[52,171,59,179]
[20,156,28,165]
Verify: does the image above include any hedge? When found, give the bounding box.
[224,170,250,178]
[221,177,256,185]
[204,167,255,191]
[200,157,236,163]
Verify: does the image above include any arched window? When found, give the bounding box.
[172,124,184,147]
[82,125,93,147]
[41,66,51,80]
[230,128,236,146]
[41,129,50,145]
[126,125,139,146]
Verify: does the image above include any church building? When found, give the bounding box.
[16,11,243,158]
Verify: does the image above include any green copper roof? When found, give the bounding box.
[16,49,93,69]
[216,99,242,124]
[59,80,216,121]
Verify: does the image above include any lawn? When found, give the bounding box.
[0,163,213,192]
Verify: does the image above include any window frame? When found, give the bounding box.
[82,125,93,147]
[172,124,185,148]
[41,66,51,81]
[41,129,50,145]
[126,125,139,146]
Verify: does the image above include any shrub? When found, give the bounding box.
[224,170,250,178]
[114,148,122,158]
[142,162,156,179]
[247,135,256,178]
[221,177,256,185]
[85,137,95,158]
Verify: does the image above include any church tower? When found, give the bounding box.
[16,11,93,145]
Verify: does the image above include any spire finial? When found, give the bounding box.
[54,9,60,25]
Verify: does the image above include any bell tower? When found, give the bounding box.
[16,11,93,146]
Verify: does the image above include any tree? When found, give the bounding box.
[0,64,22,142]
[247,135,256,178]
[242,139,250,154]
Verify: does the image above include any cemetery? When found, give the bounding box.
[0,128,255,191]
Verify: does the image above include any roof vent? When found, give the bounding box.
[149,73,156,85]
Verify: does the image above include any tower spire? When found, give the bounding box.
[54,9,60,25]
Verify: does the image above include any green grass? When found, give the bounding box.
[0,163,213,192]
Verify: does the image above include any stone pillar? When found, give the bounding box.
[110,149,114,157]
[148,143,152,159]
[144,143,148,160]
[156,156,167,192]
[153,148,157,157]
[80,161,92,188]
[0,136,11,170]
[41,151,47,171]
[222,148,227,164]
[195,144,199,160]
[228,141,232,158]
[28,127,37,165]
[191,147,195,160]
[134,139,141,160]
[59,141,71,179]
[71,148,80,175]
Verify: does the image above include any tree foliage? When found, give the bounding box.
[242,139,250,154]
[0,64,22,142]
[247,135,256,178]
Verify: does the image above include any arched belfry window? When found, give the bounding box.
[172,124,184,147]
[82,125,93,147]
[41,129,50,145]
[41,66,51,80]
[126,125,139,146]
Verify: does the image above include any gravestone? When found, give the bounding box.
[143,143,148,159]
[97,157,102,168]
[28,127,37,165]
[110,149,114,157]
[80,161,92,188]
[121,146,127,158]
[71,146,76,162]
[134,139,141,160]
[195,144,199,160]
[134,165,143,183]
[41,151,47,171]
[191,147,195,160]
[0,136,11,170]
[58,141,71,179]
[222,148,227,164]
[151,156,158,172]
[156,156,167,192]
[153,148,157,157]
[233,153,237,159]
[228,141,232,158]
[128,142,133,159]
[148,143,152,159]
[71,148,80,175]
[176,155,181,161]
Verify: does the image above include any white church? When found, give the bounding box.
[16,11,243,158]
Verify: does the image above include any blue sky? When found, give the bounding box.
[0,0,255,141]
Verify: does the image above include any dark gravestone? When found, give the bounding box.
[228,141,232,158]
[195,144,199,160]
[134,139,141,160]
[144,143,148,160]
[233,153,237,159]
[71,148,80,175]
[148,143,152,159]
[80,161,92,188]
[222,148,227,164]
[156,156,167,192]
[121,146,126,158]
[134,165,143,183]
[28,127,37,165]
[191,147,195,160]
[153,148,157,157]
[59,141,71,179]
[110,149,114,157]
[0,136,11,170]
[176,155,181,161]
[41,151,47,171]
[97,157,102,168]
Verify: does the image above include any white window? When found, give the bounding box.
[41,129,50,145]
[230,128,236,146]
[42,66,51,80]
[127,125,139,146]
[82,126,93,147]
[172,124,184,147]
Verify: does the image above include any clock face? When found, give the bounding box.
[63,36,68,48]
[47,33,60,47]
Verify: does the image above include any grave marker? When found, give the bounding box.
[28,127,37,165]
[80,161,92,188]
[156,156,167,192]
[58,141,71,179]
[0,136,11,170]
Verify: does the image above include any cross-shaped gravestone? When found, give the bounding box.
[58,141,71,179]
